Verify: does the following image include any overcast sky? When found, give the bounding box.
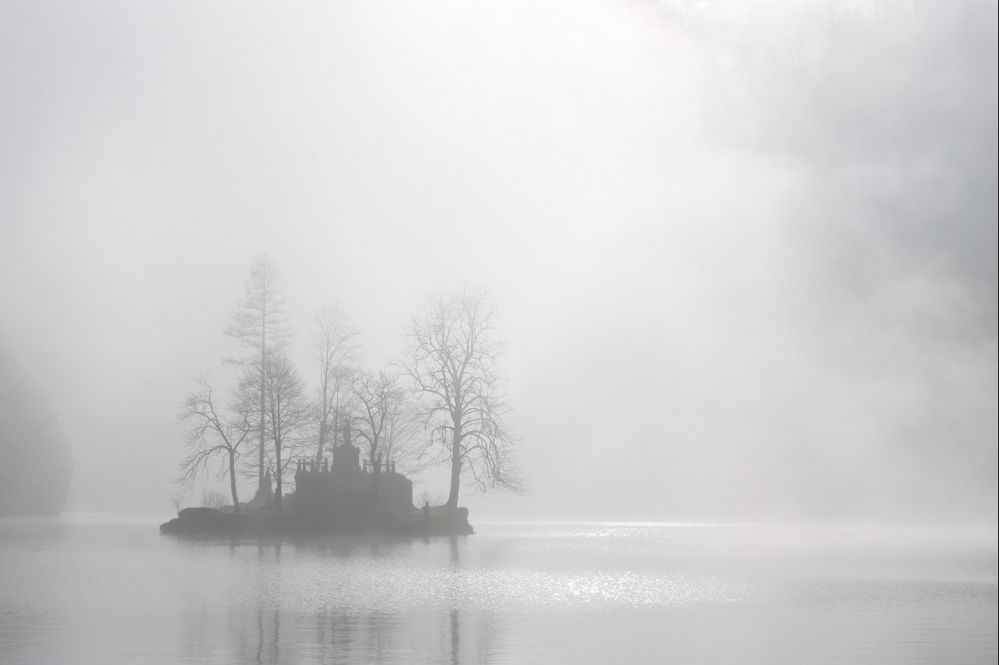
[1,0,995,522]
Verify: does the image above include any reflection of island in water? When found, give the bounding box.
[180,538,492,665]
[161,433,472,538]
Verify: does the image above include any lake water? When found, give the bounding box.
[0,516,995,664]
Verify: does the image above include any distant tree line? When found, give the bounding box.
[178,255,520,515]
[0,340,71,516]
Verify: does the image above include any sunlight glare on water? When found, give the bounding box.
[0,518,995,664]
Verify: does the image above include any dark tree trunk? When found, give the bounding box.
[258,338,266,491]
[274,437,283,513]
[316,421,327,464]
[229,453,241,514]
[316,381,329,463]
[370,463,381,507]
[446,432,462,512]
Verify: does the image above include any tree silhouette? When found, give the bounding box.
[178,377,249,512]
[225,255,290,494]
[0,341,70,516]
[403,292,521,512]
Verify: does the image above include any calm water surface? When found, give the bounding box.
[0,516,995,664]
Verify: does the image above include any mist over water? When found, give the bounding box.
[1,519,996,664]
[0,0,996,663]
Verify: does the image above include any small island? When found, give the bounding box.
[161,259,518,540]
[161,428,473,538]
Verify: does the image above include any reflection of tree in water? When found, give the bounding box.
[444,536,497,664]
[255,604,280,665]
[450,608,461,665]
[449,537,461,665]
[315,612,369,665]
[178,538,501,663]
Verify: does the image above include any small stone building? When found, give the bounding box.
[291,439,413,515]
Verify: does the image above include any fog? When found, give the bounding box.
[1,0,995,522]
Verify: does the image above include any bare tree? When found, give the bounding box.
[225,255,291,495]
[312,305,358,463]
[403,292,520,513]
[178,378,249,513]
[352,369,415,507]
[382,391,422,473]
[352,370,407,469]
[260,353,311,512]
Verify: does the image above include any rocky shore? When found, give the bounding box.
[159,505,474,538]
